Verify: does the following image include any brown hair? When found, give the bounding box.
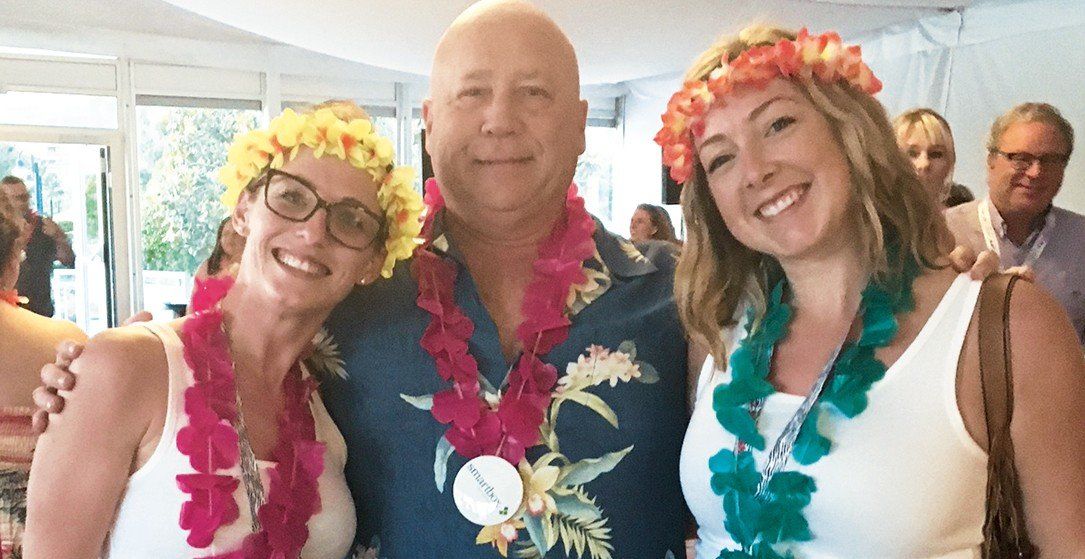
[0,192,22,268]
[635,203,679,243]
[206,217,236,276]
[674,25,949,363]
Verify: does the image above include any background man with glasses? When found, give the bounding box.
[946,102,1085,343]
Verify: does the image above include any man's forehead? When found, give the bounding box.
[454,67,549,82]
[1001,121,1068,150]
[432,2,579,91]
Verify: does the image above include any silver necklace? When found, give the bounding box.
[233,384,266,533]
[737,342,843,500]
[222,324,267,534]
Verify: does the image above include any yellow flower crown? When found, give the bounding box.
[219,107,424,278]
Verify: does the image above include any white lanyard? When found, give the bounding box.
[977,199,1001,256]
[977,199,1052,267]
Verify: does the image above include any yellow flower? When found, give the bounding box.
[518,459,559,517]
[377,166,423,277]
[372,136,394,162]
[343,118,374,142]
[270,108,306,147]
[476,518,525,557]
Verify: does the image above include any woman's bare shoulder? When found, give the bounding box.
[68,324,171,401]
[1004,278,1084,385]
[8,306,87,345]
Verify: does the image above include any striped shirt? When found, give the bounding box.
[1,406,33,559]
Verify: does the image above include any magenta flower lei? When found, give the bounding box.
[178,275,326,558]
[414,179,597,464]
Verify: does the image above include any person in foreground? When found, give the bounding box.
[27,5,1005,559]
[656,26,1085,558]
[893,108,974,207]
[0,193,85,559]
[23,102,422,558]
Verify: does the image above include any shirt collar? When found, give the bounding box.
[428,210,657,276]
[987,198,1054,243]
[426,210,656,317]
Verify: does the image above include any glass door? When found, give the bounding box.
[135,103,261,319]
[1,141,115,333]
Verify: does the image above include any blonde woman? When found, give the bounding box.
[658,26,1085,558]
[894,108,974,207]
[24,102,421,558]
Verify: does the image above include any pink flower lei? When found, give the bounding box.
[414,179,597,464]
[178,275,325,558]
[654,28,883,185]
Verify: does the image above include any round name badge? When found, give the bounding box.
[452,455,524,526]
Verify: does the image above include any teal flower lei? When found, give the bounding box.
[709,262,917,559]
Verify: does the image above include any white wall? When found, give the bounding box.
[859,0,1085,213]
[614,0,1085,224]
[615,73,679,232]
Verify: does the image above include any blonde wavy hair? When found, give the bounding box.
[674,26,950,364]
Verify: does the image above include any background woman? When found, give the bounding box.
[186,216,244,315]
[894,107,974,207]
[0,193,85,559]
[197,216,244,281]
[629,202,680,244]
[659,27,1084,558]
[24,102,421,558]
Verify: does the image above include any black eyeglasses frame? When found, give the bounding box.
[256,168,387,253]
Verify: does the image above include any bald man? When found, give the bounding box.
[318,1,690,557]
[31,2,690,557]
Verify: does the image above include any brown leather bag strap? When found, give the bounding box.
[977,273,1035,559]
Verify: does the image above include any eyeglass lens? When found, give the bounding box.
[1003,151,1068,170]
[264,171,384,251]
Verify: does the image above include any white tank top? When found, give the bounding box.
[104,322,356,558]
[680,274,987,559]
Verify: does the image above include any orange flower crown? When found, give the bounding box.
[654,29,883,185]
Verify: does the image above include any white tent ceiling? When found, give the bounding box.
[1,0,273,47]
[3,0,976,85]
[159,0,975,84]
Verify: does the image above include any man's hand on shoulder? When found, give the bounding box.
[949,245,999,280]
[31,340,82,434]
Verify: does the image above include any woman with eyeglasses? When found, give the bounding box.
[23,101,422,558]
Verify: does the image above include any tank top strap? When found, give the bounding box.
[129,321,190,481]
[138,321,191,392]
